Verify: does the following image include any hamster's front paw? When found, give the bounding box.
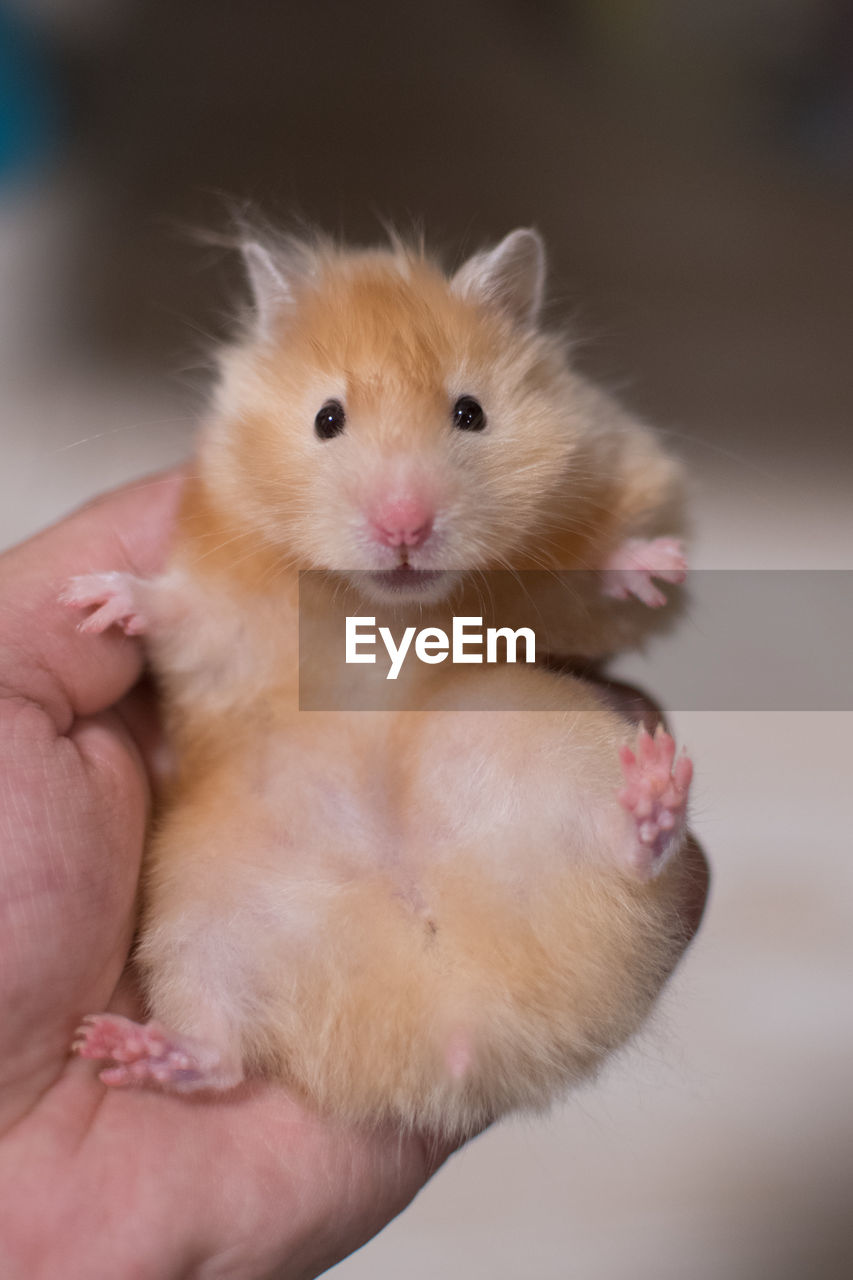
[602,537,686,607]
[60,571,149,635]
[617,724,693,879]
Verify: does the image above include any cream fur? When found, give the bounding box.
[103,230,693,1136]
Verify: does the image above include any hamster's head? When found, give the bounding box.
[204,228,582,605]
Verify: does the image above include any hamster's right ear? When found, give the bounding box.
[241,241,293,338]
[451,228,546,327]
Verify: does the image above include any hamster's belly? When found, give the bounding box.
[140,686,683,1132]
[239,689,631,891]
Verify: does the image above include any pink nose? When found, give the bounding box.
[370,497,434,549]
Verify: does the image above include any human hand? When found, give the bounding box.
[0,472,447,1280]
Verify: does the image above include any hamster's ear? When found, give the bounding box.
[241,241,293,337]
[451,228,545,326]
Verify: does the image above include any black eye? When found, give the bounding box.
[453,395,486,432]
[315,399,346,440]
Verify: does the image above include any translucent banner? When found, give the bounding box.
[297,571,852,711]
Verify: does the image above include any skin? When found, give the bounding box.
[0,469,708,1279]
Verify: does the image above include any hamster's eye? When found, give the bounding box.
[452,395,486,432]
[315,399,346,440]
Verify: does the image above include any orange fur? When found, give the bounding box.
[75,229,695,1136]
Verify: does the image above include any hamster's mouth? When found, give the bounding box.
[368,566,448,593]
[352,565,459,605]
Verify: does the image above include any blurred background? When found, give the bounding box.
[1,1,851,1276]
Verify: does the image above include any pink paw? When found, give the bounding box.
[72,1013,237,1092]
[602,537,686,607]
[617,724,693,879]
[60,572,148,635]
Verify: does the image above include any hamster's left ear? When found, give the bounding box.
[451,228,545,326]
[241,241,293,338]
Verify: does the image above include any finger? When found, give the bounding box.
[582,672,669,734]
[678,831,711,940]
[0,469,185,731]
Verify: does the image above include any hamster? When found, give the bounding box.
[64,228,696,1138]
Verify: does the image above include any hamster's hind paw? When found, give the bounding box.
[60,572,148,635]
[602,537,686,608]
[617,724,693,879]
[72,1013,241,1092]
